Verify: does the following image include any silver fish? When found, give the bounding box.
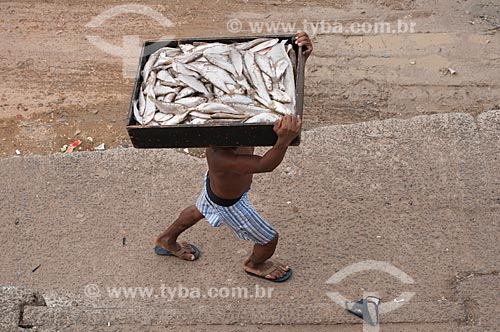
[271,100,293,115]
[226,84,245,95]
[138,89,146,116]
[249,38,279,53]
[235,76,252,92]
[159,78,187,88]
[179,44,195,54]
[168,67,177,77]
[257,47,273,55]
[157,70,176,84]
[154,85,176,96]
[142,50,161,82]
[211,112,248,120]
[252,93,273,109]
[270,89,291,103]
[160,47,182,57]
[152,99,187,115]
[200,62,237,86]
[148,121,161,127]
[267,41,295,114]
[237,38,273,51]
[144,83,155,99]
[177,52,203,64]
[213,86,225,97]
[137,38,296,126]
[204,53,237,77]
[275,59,288,79]
[163,111,190,125]
[176,87,196,100]
[279,42,296,114]
[188,63,233,94]
[152,64,172,72]
[192,42,226,53]
[229,49,252,91]
[262,73,273,92]
[177,73,210,96]
[154,112,174,123]
[245,112,280,123]
[202,44,232,54]
[188,117,208,125]
[163,92,177,103]
[145,71,157,94]
[133,99,144,125]
[172,61,200,78]
[229,47,244,77]
[219,94,254,104]
[195,103,241,115]
[143,95,156,125]
[175,96,207,108]
[243,51,271,104]
[189,111,212,119]
[267,43,285,66]
[255,53,275,79]
[154,54,173,67]
[233,103,271,115]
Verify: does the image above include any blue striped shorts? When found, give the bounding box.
[195,173,277,245]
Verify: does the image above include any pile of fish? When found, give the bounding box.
[132,38,296,126]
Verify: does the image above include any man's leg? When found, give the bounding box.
[154,205,203,261]
[243,233,290,279]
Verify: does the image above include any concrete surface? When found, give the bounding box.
[0,111,499,331]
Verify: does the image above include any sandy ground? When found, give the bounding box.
[0,0,499,157]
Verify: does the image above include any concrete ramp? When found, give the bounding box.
[0,111,499,331]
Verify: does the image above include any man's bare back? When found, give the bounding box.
[206,147,255,199]
[206,114,302,200]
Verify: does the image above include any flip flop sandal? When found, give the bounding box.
[154,244,200,261]
[347,296,380,326]
[244,261,293,282]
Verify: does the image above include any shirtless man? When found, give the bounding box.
[154,32,312,282]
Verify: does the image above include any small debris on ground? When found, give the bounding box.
[32,264,42,273]
[66,140,81,153]
[17,104,28,112]
[15,150,21,155]
[440,67,457,76]
[94,143,105,151]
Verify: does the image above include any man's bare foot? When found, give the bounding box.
[154,237,197,261]
[244,260,290,280]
